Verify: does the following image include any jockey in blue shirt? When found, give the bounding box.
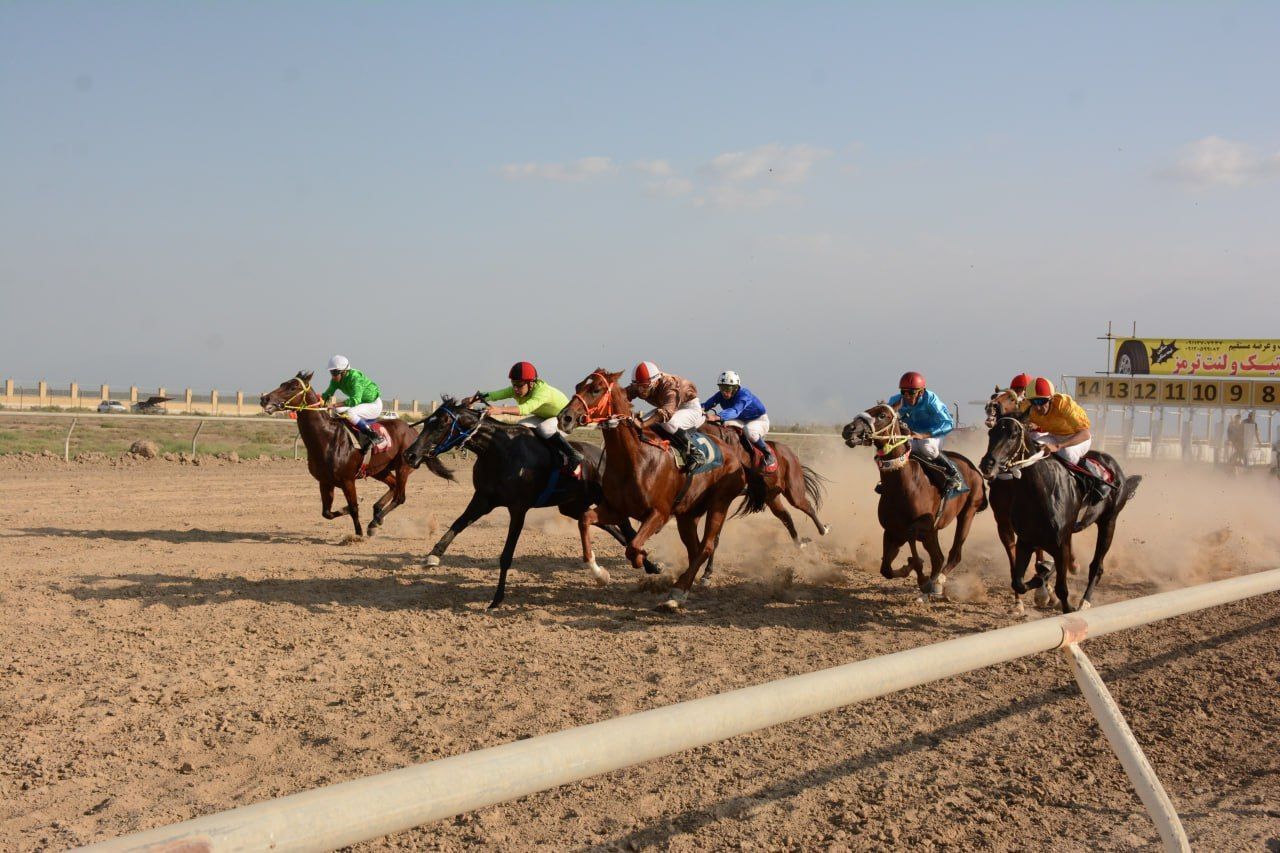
[702,370,777,472]
[888,371,967,498]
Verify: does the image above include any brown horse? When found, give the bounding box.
[557,369,767,610]
[842,403,988,599]
[260,371,423,538]
[985,389,1058,605]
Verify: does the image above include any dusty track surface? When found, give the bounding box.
[1,455,1278,851]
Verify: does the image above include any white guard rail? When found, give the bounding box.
[83,568,1280,853]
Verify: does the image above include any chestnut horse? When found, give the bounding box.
[557,369,768,611]
[842,403,987,599]
[261,371,422,537]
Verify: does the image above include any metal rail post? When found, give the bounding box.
[191,420,205,456]
[1062,642,1190,852]
[64,418,77,462]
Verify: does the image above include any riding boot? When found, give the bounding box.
[546,432,584,475]
[670,428,705,472]
[752,436,778,473]
[932,452,969,499]
[355,420,379,453]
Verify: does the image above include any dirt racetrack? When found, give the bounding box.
[2,451,1278,852]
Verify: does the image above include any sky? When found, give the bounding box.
[2,2,1278,423]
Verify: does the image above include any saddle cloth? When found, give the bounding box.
[1060,452,1116,485]
[674,432,724,474]
[340,420,392,451]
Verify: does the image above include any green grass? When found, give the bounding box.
[0,416,302,458]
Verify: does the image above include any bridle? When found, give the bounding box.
[852,406,912,471]
[279,377,328,412]
[570,371,621,426]
[422,404,488,458]
[989,416,1045,473]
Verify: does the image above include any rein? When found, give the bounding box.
[426,406,487,458]
[994,417,1046,472]
[855,408,911,460]
[573,372,668,450]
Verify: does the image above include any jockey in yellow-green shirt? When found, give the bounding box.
[461,362,583,473]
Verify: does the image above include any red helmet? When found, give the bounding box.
[1009,373,1032,392]
[508,361,538,382]
[898,371,926,391]
[1030,377,1055,400]
[633,361,662,384]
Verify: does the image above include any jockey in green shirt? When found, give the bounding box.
[321,354,385,451]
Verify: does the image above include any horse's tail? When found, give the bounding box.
[734,468,771,517]
[801,465,827,510]
[1120,474,1142,504]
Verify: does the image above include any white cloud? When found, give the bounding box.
[644,177,693,198]
[631,159,675,177]
[499,156,618,182]
[1161,136,1280,187]
[704,143,831,186]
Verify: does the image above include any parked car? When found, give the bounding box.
[98,400,128,414]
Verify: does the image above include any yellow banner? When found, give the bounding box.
[1112,338,1280,377]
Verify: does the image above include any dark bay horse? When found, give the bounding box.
[842,403,988,599]
[558,369,768,611]
[979,416,1141,613]
[402,397,659,609]
[261,371,420,538]
[985,389,1056,605]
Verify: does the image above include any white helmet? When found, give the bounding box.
[328,354,350,372]
[717,370,741,387]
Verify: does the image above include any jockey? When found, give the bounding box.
[321,355,384,452]
[1025,377,1105,503]
[1008,373,1033,401]
[889,371,967,498]
[702,370,777,473]
[625,361,707,472]
[462,362,583,472]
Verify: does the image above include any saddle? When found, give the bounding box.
[1056,452,1117,492]
[714,423,772,472]
[655,430,724,475]
[338,418,393,451]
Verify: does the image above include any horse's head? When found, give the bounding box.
[985,387,1026,428]
[260,371,315,414]
[979,416,1028,480]
[558,369,627,433]
[842,403,901,449]
[402,395,475,479]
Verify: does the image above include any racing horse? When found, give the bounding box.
[842,403,988,599]
[402,397,661,609]
[695,421,830,586]
[984,389,1056,604]
[558,369,768,611]
[978,415,1141,613]
[260,371,423,538]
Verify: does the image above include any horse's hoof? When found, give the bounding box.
[586,560,610,586]
[880,567,895,580]
[1033,587,1051,608]
[656,589,688,611]
[821,524,831,536]
[1080,599,1092,610]
[892,565,914,579]
[929,573,947,597]
[1012,599,1025,615]
[1034,560,1054,578]
[914,594,928,604]
[797,539,809,551]
[696,574,712,588]
[425,555,441,568]
[1012,581,1028,596]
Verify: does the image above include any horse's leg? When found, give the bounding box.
[697,535,720,587]
[320,482,349,520]
[921,528,948,598]
[626,510,668,570]
[369,463,411,533]
[1080,510,1118,610]
[366,471,398,536]
[880,531,908,580]
[576,507,610,586]
[426,493,494,567]
[1010,539,1035,613]
[489,506,528,610]
[1051,538,1076,614]
[767,494,802,547]
[942,495,979,578]
[614,518,662,574]
[340,479,362,537]
[662,505,731,609]
[785,463,830,537]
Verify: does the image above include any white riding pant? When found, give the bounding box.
[337,398,383,424]
[519,415,560,439]
[655,400,706,433]
[910,437,942,459]
[725,414,770,443]
[1032,432,1091,466]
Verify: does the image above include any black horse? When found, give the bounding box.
[403,398,659,609]
[978,417,1142,613]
